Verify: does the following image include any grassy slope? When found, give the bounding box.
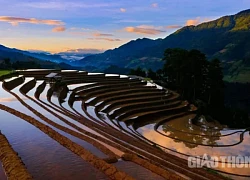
[224,71,250,83]
[223,60,250,83]
[0,70,11,77]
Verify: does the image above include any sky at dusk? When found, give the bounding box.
[0,0,250,53]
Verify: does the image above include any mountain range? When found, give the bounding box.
[0,45,83,69]
[0,44,102,70]
[1,9,250,82]
[78,9,250,82]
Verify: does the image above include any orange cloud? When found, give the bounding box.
[52,26,66,32]
[88,38,121,41]
[186,17,211,26]
[93,33,113,37]
[0,16,64,26]
[152,3,158,8]
[120,8,126,12]
[125,25,165,35]
[186,18,200,26]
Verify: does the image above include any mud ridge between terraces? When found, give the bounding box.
[50,80,228,180]
[71,86,229,180]
[19,79,118,161]
[2,76,228,180]
[0,131,33,180]
[0,104,134,180]
[19,79,189,179]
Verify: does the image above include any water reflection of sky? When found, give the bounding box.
[2,79,39,100]
[0,80,109,179]
[0,108,108,180]
[1,77,250,179]
[137,115,250,178]
[69,81,250,178]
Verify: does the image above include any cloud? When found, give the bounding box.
[152,3,158,8]
[125,25,165,35]
[120,8,126,12]
[166,25,183,29]
[93,33,113,37]
[186,17,211,26]
[52,26,66,32]
[0,16,64,26]
[186,18,200,26]
[88,38,121,42]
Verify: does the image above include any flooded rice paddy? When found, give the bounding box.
[0,69,249,180]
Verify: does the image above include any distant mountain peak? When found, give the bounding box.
[236,9,250,15]
[174,9,250,34]
[77,8,250,75]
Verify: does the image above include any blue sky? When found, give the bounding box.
[0,0,249,53]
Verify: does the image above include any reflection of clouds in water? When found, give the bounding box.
[141,127,250,176]
[0,97,18,102]
[0,96,46,102]
[143,127,250,157]
[164,114,224,136]
[158,115,249,148]
[1,76,249,178]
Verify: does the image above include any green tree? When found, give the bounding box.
[206,58,224,107]
[129,67,146,77]
[162,48,209,101]
[187,49,208,100]
[3,58,11,68]
[161,48,224,106]
[147,68,158,80]
[162,48,189,88]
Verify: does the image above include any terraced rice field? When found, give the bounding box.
[0,69,249,180]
